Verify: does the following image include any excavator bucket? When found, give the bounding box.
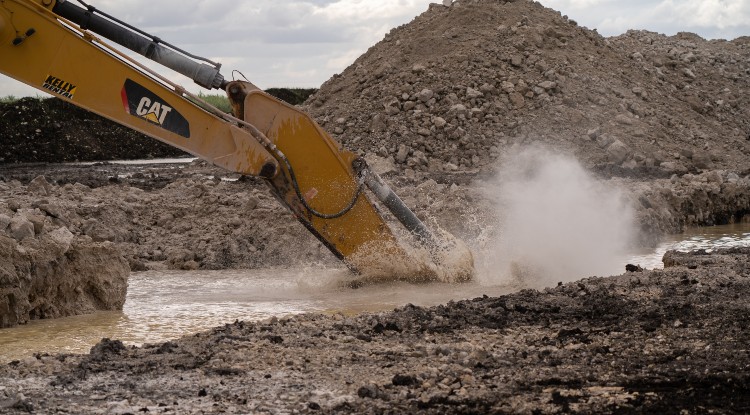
[227,81,473,283]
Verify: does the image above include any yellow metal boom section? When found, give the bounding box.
[229,82,422,273]
[0,0,276,176]
[0,0,452,278]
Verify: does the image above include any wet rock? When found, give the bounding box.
[0,234,128,328]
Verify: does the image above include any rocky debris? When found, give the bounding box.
[1,247,749,413]
[625,170,750,243]
[0,161,335,274]
[303,1,749,177]
[0,216,128,328]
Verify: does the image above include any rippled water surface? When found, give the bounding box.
[2,222,749,362]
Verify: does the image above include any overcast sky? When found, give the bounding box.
[2,0,748,98]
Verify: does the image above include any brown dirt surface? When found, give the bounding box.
[1,248,749,413]
[304,1,750,178]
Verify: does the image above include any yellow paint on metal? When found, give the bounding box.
[0,0,277,176]
[243,91,421,273]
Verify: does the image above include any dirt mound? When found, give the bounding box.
[0,97,187,163]
[304,0,750,177]
[0,187,129,328]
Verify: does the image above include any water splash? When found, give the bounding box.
[476,146,636,288]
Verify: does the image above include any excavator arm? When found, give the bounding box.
[0,0,473,281]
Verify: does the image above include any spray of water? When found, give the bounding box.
[476,146,635,288]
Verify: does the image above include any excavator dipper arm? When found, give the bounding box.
[0,0,473,281]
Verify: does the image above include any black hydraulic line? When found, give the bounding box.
[52,0,224,89]
[278,150,364,220]
[72,0,219,67]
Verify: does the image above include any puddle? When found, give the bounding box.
[2,222,749,362]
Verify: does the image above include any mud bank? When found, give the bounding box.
[1,247,748,413]
[0,231,128,329]
[0,176,129,327]
[2,161,750,274]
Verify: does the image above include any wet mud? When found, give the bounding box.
[1,248,749,413]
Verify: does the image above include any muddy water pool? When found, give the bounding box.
[2,222,749,362]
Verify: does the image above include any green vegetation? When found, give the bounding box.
[265,88,317,105]
[192,88,318,115]
[0,95,18,104]
[196,92,232,113]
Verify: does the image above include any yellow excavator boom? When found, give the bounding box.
[0,0,473,281]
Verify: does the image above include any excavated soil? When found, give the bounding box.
[1,248,749,413]
[1,0,750,412]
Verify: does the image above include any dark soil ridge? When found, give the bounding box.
[1,247,749,413]
[0,88,316,164]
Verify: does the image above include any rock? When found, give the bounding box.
[660,161,688,174]
[466,87,483,99]
[538,81,556,90]
[0,214,10,232]
[385,105,400,116]
[9,216,34,242]
[692,151,712,169]
[596,134,615,148]
[28,176,51,196]
[442,0,452,6]
[47,227,74,254]
[396,144,410,163]
[615,114,634,125]
[412,63,427,73]
[417,89,434,103]
[433,117,447,128]
[364,154,397,175]
[25,214,45,235]
[508,92,525,109]
[587,127,600,140]
[607,140,631,164]
[449,104,468,117]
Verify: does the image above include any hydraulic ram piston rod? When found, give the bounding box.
[52,0,224,89]
[352,159,438,249]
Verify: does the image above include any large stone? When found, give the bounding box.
[396,144,410,163]
[9,216,34,242]
[692,151,712,169]
[416,89,434,103]
[28,176,51,196]
[0,214,11,232]
[47,227,74,254]
[607,140,632,164]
